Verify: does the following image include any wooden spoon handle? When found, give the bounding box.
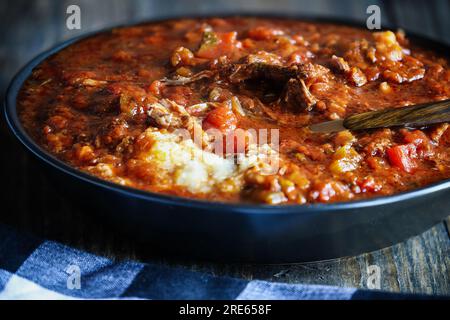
[343,99,450,131]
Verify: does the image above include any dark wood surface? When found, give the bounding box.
[1,0,449,296]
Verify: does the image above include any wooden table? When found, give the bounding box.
[1,0,449,296]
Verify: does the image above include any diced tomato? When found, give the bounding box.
[247,26,284,40]
[366,156,381,170]
[386,144,417,173]
[221,32,238,45]
[403,130,429,146]
[202,106,237,133]
[196,31,238,59]
[241,38,255,49]
[148,80,164,96]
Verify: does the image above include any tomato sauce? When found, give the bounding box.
[18,17,450,204]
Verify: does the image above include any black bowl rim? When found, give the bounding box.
[4,12,450,215]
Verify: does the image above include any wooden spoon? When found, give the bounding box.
[309,99,450,133]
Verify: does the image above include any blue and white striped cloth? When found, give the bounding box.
[0,224,438,300]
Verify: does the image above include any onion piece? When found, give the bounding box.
[160,70,214,86]
[230,96,245,116]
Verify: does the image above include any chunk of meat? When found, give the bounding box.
[281,78,317,111]
[347,67,367,87]
[328,55,350,73]
[328,56,367,86]
[299,62,332,85]
[99,118,130,147]
[224,63,298,84]
[360,129,393,156]
[170,46,195,67]
[110,83,154,117]
[222,62,330,85]
[146,99,190,129]
[381,67,425,84]
[163,60,332,93]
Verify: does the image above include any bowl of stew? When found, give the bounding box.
[5,15,450,262]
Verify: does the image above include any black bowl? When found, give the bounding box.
[4,14,450,263]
